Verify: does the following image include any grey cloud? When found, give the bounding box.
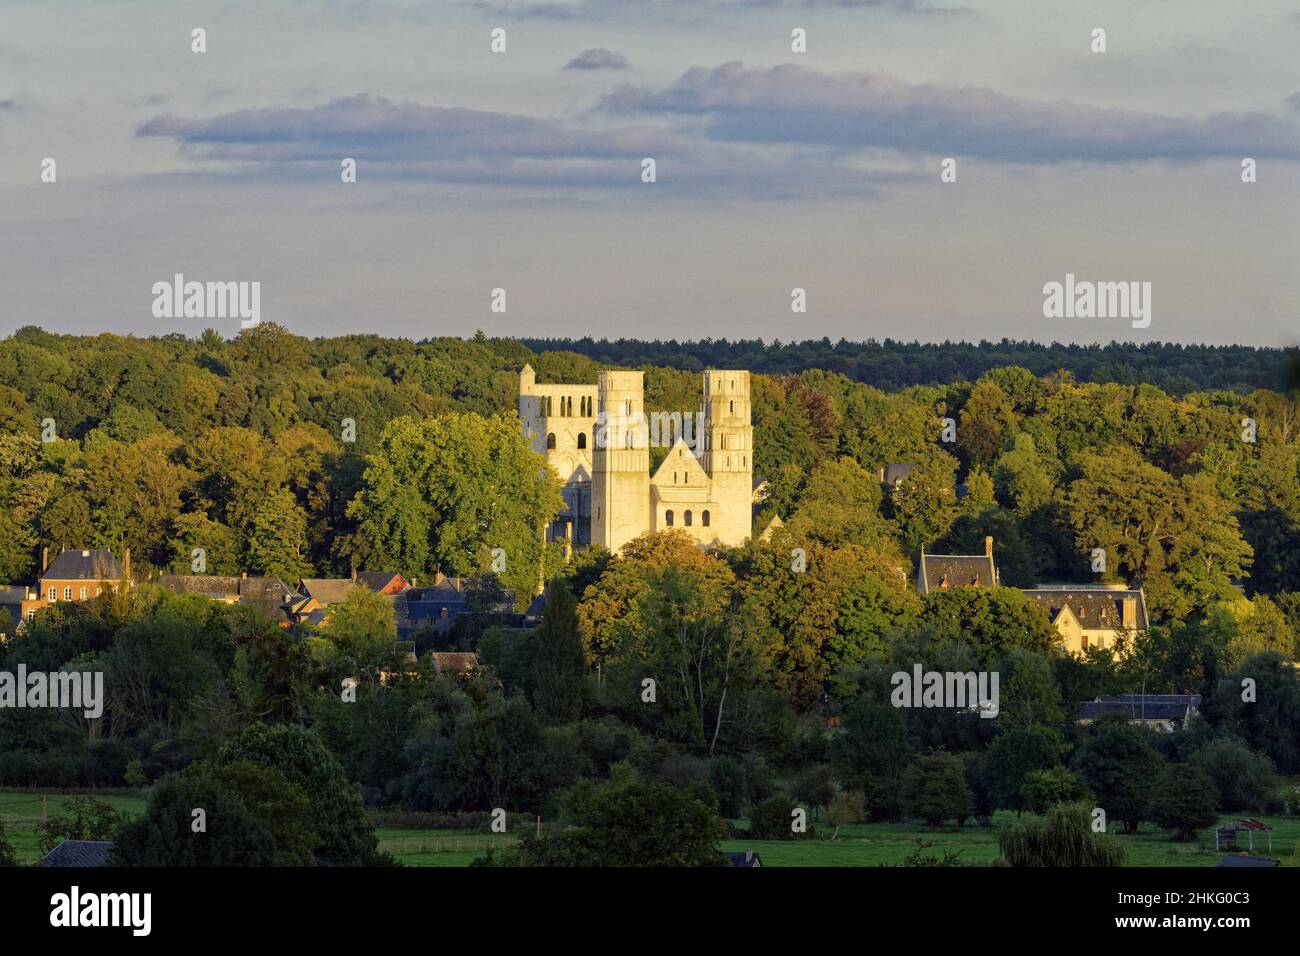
[600,62,1300,163]
[564,48,630,71]
[134,93,905,197]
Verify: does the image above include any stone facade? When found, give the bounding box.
[519,365,753,553]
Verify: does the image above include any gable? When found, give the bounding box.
[651,438,709,488]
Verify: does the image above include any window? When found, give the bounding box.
[64,587,72,600]
[665,510,674,526]
[79,587,87,600]
[729,400,734,414]
[577,433,587,449]
[26,610,36,622]
[95,588,102,597]
[684,510,693,527]
[702,510,710,527]
[546,433,556,450]
[48,587,56,601]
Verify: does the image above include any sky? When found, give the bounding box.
[1,0,1297,346]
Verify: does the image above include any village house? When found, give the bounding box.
[3,548,132,631]
[1077,693,1201,732]
[917,538,1148,655]
[158,572,298,626]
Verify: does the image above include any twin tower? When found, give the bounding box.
[519,365,753,553]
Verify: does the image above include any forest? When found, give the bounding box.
[0,323,1297,866]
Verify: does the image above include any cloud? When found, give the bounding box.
[134,92,911,198]
[564,48,630,71]
[475,0,964,19]
[599,62,1300,163]
[0,99,16,112]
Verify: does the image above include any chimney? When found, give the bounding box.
[984,536,994,558]
[1121,597,1137,628]
[41,547,48,574]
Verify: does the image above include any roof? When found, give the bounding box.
[238,577,296,620]
[1216,855,1279,868]
[880,463,917,485]
[354,571,406,594]
[43,550,123,582]
[42,840,114,867]
[1023,586,1149,630]
[0,585,28,604]
[159,574,241,597]
[298,579,362,605]
[726,850,763,867]
[919,554,997,593]
[428,652,479,674]
[1078,694,1200,722]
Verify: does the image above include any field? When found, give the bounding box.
[4,789,1295,867]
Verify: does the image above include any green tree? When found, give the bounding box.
[532,582,589,724]
[903,751,970,830]
[1072,718,1165,833]
[217,723,389,866]
[998,802,1126,867]
[1151,764,1220,841]
[246,487,312,583]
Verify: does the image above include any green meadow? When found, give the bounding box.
[4,789,1295,867]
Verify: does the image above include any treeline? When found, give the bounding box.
[518,336,1299,395]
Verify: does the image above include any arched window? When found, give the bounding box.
[546,433,556,450]
[684,510,693,527]
[702,510,710,527]
[577,433,587,449]
[665,510,674,526]
[729,400,734,414]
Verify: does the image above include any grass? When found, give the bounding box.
[5,789,1295,867]
[0,789,146,864]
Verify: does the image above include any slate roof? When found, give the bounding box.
[1078,694,1201,722]
[43,550,123,581]
[0,585,29,603]
[726,850,763,867]
[355,571,406,594]
[159,574,241,597]
[159,575,295,622]
[42,840,114,867]
[919,554,997,593]
[1216,855,1279,868]
[298,579,362,605]
[1023,586,1149,630]
[880,463,917,485]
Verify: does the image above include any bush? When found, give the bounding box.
[748,795,813,840]
[1151,764,1220,841]
[1190,738,1278,812]
[998,802,1126,867]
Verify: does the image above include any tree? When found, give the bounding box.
[532,582,589,724]
[1210,652,1300,774]
[0,817,17,866]
[1151,764,1220,841]
[1072,718,1165,834]
[831,689,912,819]
[903,751,970,830]
[38,796,122,854]
[827,789,865,840]
[1019,767,1089,816]
[748,795,811,840]
[348,414,565,603]
[477,776,726,866]
[1189,738,1279,812]
[998,802,1126,867]
[985,726,1064,813]
[247,487,312,583]
[217,723,389,866]
[114,762,315,866]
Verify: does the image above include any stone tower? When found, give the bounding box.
[699,370,753,547]
[591,370,650,553]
